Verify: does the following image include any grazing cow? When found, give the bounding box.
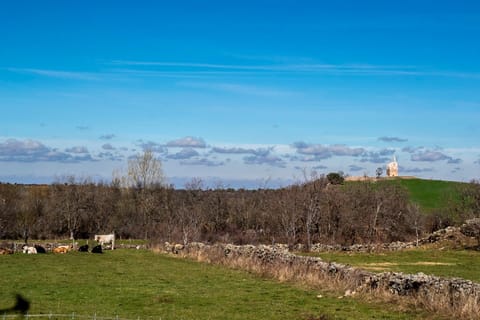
[34,245,46,254]
[22,245,37,254]
[53,246,70,254]
[94,233,115,250]
[0,248,13,255]
[91,245,103,254]
[78,244,89,252]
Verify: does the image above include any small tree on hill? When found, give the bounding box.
[327,172,344,185]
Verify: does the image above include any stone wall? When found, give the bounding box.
[307,226,466,253]
[164,241,480,315]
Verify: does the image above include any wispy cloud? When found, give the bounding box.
[211,146,274,156]
[65,146,89,154]
[110,60,480,79]
[111,60,418,77]
[135,140,166,153]
[211,146,257,154]
[402,146,424,153]
[378,136,408,143]
[243,153,286,168]
[97,152,124,162]
[180,158,225,167]
[99,134,116,140]
[102,143,115,151]
[349,164,364,172]
[178,81,294,97]
[400,166,434,173]
[6,61,480,83]
[410,150,461,164]
[166,136,207,148]
[6,68,99,80]
[293,141,365,159]
[167,148,199,160]
[361,149,395,163]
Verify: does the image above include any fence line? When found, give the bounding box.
[1,313,162,320]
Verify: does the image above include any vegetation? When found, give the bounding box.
[379,178,466,213]
[0,250,432,319]
[0,177,422,247]
[460,218,480,246]
[327,172,345,185]
[1,175,479,247]
[308,248,480,282]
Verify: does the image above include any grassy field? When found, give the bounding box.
[0,249,438,320]
[309,248,480,282]
[346,178,467,214]
[393,179,465,213]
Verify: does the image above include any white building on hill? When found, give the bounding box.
[386,156,398,177]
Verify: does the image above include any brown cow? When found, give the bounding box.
[53,246,70,254]
[0,248,13,255]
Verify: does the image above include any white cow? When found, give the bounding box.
[22,245,37,254]
[94,233,115,250]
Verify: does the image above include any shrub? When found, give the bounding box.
[326,172,344,185]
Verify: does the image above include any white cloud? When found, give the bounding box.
[293,141,365,159]
[99,134,116,140]
[0,139,95,163]
[167,148,199,160]
[378,136,408,143]
[65,146,89,154]
[166,136,207,148]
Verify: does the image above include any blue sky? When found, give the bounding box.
[1,1,479,187]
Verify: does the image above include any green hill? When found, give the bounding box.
[347,177,468,214]
[393,178,468,213]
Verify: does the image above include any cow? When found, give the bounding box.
[94,233,115,250]
[22,245,37,254]
[91,245,103,254]
[34,245,46,254]
[53,246,70,254]
[0,248,13,255]
[78,244,89,252]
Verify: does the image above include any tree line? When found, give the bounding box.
[1,152,478,247]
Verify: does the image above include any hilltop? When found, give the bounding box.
[345,176,468,214]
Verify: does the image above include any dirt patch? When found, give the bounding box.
[410,262,455,266]
[358,261,455,271]
[359,262,397,271]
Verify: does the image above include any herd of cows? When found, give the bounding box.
[0,233,115,255]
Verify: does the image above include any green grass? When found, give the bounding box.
[0,250,436,319]
[393,179,465,213]
[309,248,480,282]
[346,178,467,214]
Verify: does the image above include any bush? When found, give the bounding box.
[326,172,344,185]
[460,218,480,246]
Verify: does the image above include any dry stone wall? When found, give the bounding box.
[165,241,480,313]
[307,226,466,253]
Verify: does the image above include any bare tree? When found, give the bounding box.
[14,187,44,243]
[125,150,166,239]
[128,150,165,189]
